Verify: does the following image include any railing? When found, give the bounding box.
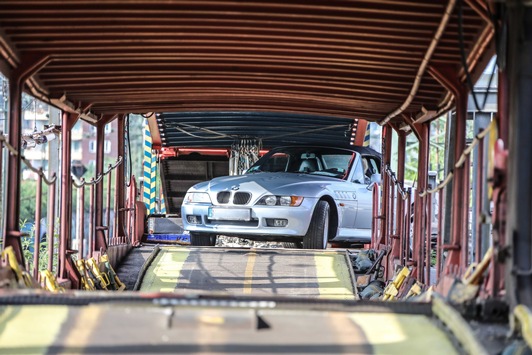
[0,134,59,282]
[377,163,448,286]
[72,156,125,260]
[375,120,494,289]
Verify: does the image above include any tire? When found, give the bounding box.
[303,201,330,249]
[190,233,217,246]
[282,242,303,249]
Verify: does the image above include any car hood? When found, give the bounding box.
[190,172,349,198]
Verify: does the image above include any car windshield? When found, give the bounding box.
[246,146,355,179]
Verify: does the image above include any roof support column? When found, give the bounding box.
[504,3,532,308]
[394,130,407,269]
[380,125,393,280]
[3,54,50,265]
[94,117,113,254]
[412,123,430,282]
[115,115,126,240]
[428,65,468,273]
[59,112,79,279]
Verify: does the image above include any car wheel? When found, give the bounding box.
[303,201,329,249]
[190,233,217,246]
[282,242,303,249]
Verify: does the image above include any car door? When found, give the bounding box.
[355,156,379,229]
[348,155,370,229]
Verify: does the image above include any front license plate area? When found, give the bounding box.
[208,207,251,221]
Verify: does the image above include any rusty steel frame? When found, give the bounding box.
[94,122,107,254]
[474,138,485,264]
[436,188,444,280]
[428,64,469,275]
[77,185,85,260]
[32,171,43,279]
[106,167,112,242]
[59,111,79,279]
[404,188,413,267]
[412,123,430,282]
[88,182,95,258]
[371,183,380,250]
[115,115,126,242]
[394,129,407,272]
[47,179,56,274]
[3,54,51,265]
[378,125,393,279]
[425,192,433,285]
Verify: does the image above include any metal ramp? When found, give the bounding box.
[138,247,358,300]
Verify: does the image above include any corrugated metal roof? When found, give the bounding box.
[157,111,356,148]
[0,1,493,129]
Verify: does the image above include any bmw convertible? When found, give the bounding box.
[182,145,381,249]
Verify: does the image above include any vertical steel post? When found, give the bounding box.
[3,78,24,262]
[77,186,85,259]
[33,172,43,279]
[404,188,412,265]
[3,55,50,265]
[428,65,469,275]
[95,124,105,250]
[88,181,95,258]
[448,89,468,270]
[396,132,406,267]
[106,167,112,235]
[475,138,484,264]
[436,188,444,281]
[116,115,126,241]
[380,126,391,249]
[413,123,429,281]
[371,184,380,249]
[382,126,393,280]
[113,173,119,245]
[425,192,433,285]
[461,154,471,269]
[59,112,77,278]
[48,179,56,274]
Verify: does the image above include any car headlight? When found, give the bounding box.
[184,192,212,204]
[256,195,304,207]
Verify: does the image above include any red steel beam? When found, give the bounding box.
[94,121,108,254]
[3,53,50,265]
[412,123,429,282]
[395,130,406,267]
[59,111,79,279]
[428,64,468,273]
[380,125,393,280]
[115,114,126,241]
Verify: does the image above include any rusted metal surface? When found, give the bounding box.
[396,132,406,267]
[59,112,78,278]
[115,115,126,243]
[0,1,492,125]
[76,185,85,260]
[32,172,43,279]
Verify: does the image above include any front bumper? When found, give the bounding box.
[181,198,318,238]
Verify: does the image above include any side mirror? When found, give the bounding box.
[366,173,381,190]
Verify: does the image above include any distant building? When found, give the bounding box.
[21,97,118,180]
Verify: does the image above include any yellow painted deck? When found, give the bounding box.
[139,247,358,300]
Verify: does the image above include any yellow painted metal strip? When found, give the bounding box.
[314,252,356,300]
[61,306,103,352]
[0,306,69,354]
[432,296,488,355]
[350,312,458,355]
[513,304,532,349]
[140,247,190,292]
[243,251,257,294]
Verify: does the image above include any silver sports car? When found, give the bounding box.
[181,145,381,249]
